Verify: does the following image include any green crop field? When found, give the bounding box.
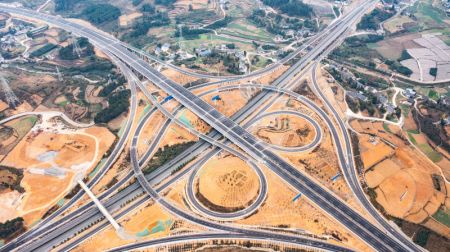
[383,123,392,133]
[224,20,273,42]
[432,208,450,228]
[418,143,443,162]
[407,132,417,145]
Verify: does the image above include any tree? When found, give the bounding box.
[54,0,79,12]
[94,90,130,123]
[81,4,121,24]
[141,3,155,13]
[262,0,313,17]
[0,217,25,239]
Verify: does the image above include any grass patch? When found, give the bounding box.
[225,21,273,42]
[400,104,410,117]
[383,123,392,133]
[416,0,445,24]
[428,89,439,100]
[418,143,443,162]
[432,208,450,228]
[57,100,69,107]
[366,43,379,49]
[9,116,38,138]
[407,132,417,145]
[407,129,420,134]
[182,33,252,53]
[143,141,196,174]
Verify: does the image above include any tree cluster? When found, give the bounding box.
[262,0,313,17]
[357,8,394,30]
[58,37,94,60]
[81,4,121,24]
[54,0,80,12]
[144,142,195,174]
[94,89,130,124]
[0,217,25,240]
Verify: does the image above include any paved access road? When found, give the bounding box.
[27,8,412,252]
[0,3,418,252]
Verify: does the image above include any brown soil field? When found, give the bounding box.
[118,12,142,27]
[136,110,166,156]
[356,120,447,226]
[0,190,22,223]
[252,114,316,148]
[20,172,74,224]
[1,131,96,169]
[359,135,395,170]
[107,112,127,131]
[0,125,114,226]
[91,150,130,195]
[196,155,259,210]
[0,101,8,112]
[374,33,422,60]
[350,120,405,147]
[237,167,371,252]
[176,108,211,134]
[383,15,414,33]
[317,66,347,119]
[9,101,34,115]
[94,47,109,59]
[403,112,419,132]
[43,28,60,38]
[203,90,249,118]
[74,203,174,252]
[365,159,401,188]
[85,85,104,104]
[160,122,199,147]
[161,68,201,86]
[423,218,450,238]
[375,169,418,218]
[174,0,212,11]
[255,65,289,85]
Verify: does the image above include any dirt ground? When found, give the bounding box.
[354,120,448,229]
[317,66,347,119]
[383,15,415,33]
[0,190,22,223]
[0,101,8,112]
[251,113,316,148]
[359,135,395,170]
[136,110,166,156]
[236,166,371,252]
[73,203,175,252]
[20,172,74,224]
[255,65,289,85]
[197,155,259,209]
[161,68,201,86]
[202,89,250,118]
[159,159,370,250]
[173,0,213,12]
[374,33,422,60]
[176,108,211,135]
[0,123,114,226]
[1,131,96,172]
[118,12,142,27]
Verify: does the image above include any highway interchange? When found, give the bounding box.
[0,2,423,252]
